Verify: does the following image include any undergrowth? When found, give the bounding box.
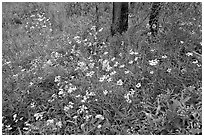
[2,2,202,135]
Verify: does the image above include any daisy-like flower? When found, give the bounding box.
[110,70,117,76]
[86,71,95,77]
[46,119,54,126]
[186,52,193,56]
[58,88,64,95]
[167,68,172,73]
[95,114,105,120]
[99,75,109,82]
[103,90,108,95]
[161,55,167,58]
[117,79,123,85]
[149,59,159,66]
[56,121,62,128]
[119,64,125,68]
[107,77,112,82]
[128,60,133,64]
[150,71,154,74]
[113,61,119,67]
[54,76,61,82]
[136,83,141,88]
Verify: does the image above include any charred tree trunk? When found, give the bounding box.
[149,2,161,37]
[111,2,128,36]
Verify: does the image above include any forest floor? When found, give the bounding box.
[2,2,202,135]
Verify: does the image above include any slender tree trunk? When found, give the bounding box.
[149,2,161,37]
[111,2,128,36]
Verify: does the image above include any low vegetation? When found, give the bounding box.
[2,2,202,135]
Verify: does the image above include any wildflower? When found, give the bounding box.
[113,61,119,67]
[56,121,62,128]
[119,64,125,68]
[129,49,135,55]
[97,124,102,128]
[111,57,116,61]
[30,102,35,108]
[86,71,95,77]
[13,114,17,121]
[186,52,193,56]
[91,26,96,31]
[54,76,61,82]
[103,90,108,95]
[34,112,44,120]
[77,105,88,114]
[64,102,74,112]
[103,51,108,55]
[161,55,167,58]
[47,119,54,126]
[128,60,133,64]
[110,70,117,76]
[149,59,159,66]
[99,75,109,82]
[85,114,92,121]
[67,85,77,93]
[98,28,103,32]
[95,114,104,120]
[150,71,154,74]
[46,59,52,65]
[88,62,95,68]
[58,89,64,95]
[136,83,141,88]
[102,59,112,71]
[192,60,198,64]
[107,77,112,82]
[117,79,123,85]
[167,68,171,73]
[73,115,78,119]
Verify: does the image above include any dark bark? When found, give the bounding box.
[111,2,128,36]
[149,2,161,37]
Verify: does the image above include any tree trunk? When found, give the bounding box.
[111,2,128,36]
[149,2,161,37]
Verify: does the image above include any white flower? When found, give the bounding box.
[107,77,112,82]
[167,68,171,73]
[46,60,52,65]
[86,71,95,77]
[150,71,154,74]
[58,89,64,95]
[98,28,103,32]
[136,83,141,88]
[88,62,95,68]
[111,57,116,61]
[56,121,62,128]
[95,114,104,120]
[119,64,125,68]
[103,90,108,95]
[73,115,78,119]
[34,112,44,120]
[55,76,61,82]
[161,55,167,58]
[103,51,108,55]
[117,79,123,85]
[128,60,133,64]
[97,124,102,128]
[47,119,54,126]
[113,61,119,67]
[124,70,131,74]
[110,71,117,76]
[99,75,109,82]
[186,52,193,56]
[149,59,159,66]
